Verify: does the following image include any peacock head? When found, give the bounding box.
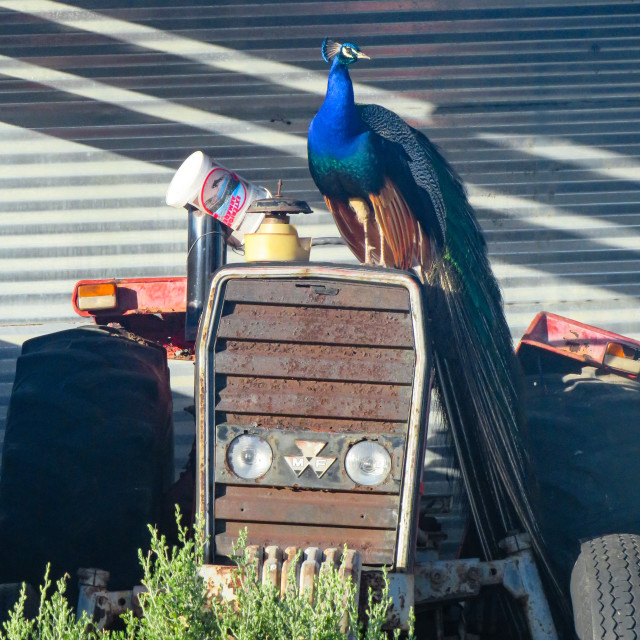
[321,39,370,66]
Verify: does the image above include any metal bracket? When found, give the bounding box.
[414,533,557,640]
[76,568,144,631]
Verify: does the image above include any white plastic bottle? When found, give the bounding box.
[166,151,271,244]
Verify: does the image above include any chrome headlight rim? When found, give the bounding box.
[344,439,392,487]
[226,433,273,480]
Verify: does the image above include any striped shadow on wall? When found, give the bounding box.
[0,1,639,339]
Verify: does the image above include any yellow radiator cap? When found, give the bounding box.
[245,219,312,262]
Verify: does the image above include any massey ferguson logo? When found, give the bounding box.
[284,440,336,479]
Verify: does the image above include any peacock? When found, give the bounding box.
[307,38,568,622]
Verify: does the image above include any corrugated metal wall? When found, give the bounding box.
[1,0,639,335]
[1,1,640,466]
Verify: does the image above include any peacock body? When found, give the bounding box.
[308,39,568,621]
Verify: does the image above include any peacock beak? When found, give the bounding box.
[356,50,371,60]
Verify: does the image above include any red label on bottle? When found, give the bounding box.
[200,168,248,227]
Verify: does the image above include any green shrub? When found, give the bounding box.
[2,567,96,640]
[1,511,415,640]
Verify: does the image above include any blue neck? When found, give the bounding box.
[313,59,364,142]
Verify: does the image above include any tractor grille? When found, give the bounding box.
[211,276,416,565]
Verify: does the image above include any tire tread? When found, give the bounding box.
[572,533,640,639]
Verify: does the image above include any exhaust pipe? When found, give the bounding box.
[185,206,226,342]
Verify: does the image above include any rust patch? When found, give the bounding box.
[216,377,411,422]
[218,303,414,348]
[197,363,208,519]
[216,522,395,566]
[216,340,415,385]
[563,330,591,356]
[214,485,399,528]
[219,413,406,434]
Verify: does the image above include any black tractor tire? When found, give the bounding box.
[0,583,38,624]
[522,366,640,588]
[571,533,640,640]
[0,325,173,591]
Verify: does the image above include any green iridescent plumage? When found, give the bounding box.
[308,39,570,625]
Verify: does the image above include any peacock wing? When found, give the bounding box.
[368,177,431,274]
[359,103,498,323]
[358,103,446,244]
[324,196,368,263]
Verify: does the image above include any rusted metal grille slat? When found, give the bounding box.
[217,304,414,348]
[215,486,399,529]
[216,522,396,566]
[217,377,411,421]
[223,279,411,312]
[220,413,407,434]
[215,342,415,384]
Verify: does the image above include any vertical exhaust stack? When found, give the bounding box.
[185,208,226,342]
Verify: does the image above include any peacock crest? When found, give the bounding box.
[321,38,341,63]
[321,39,366,65]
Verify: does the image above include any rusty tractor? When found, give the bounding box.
[2,167,640,640]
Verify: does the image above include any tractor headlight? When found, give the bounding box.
[227,434,273,479]
[345,441,391,486]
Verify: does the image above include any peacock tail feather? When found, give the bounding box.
[308,39,571,624]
